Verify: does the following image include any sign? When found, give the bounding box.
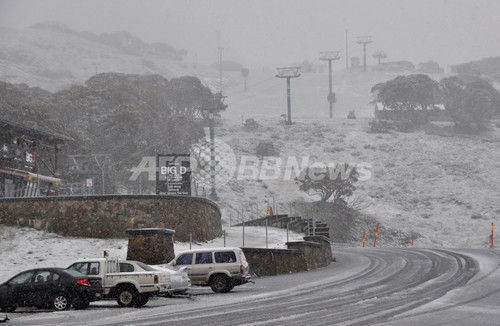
[156,154,191,196]
[0,143,36,170]
[266,206,273,216]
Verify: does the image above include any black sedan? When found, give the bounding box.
[0,268,103,312]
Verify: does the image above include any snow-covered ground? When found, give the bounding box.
[0,224,305,283]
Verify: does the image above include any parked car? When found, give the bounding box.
[0,268,103,312]
[168,247,252,293]
[150,265,191,296]
[67,258,171,307]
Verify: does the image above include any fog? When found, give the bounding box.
[1,0,500,69]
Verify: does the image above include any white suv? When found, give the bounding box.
[169,247,252,293]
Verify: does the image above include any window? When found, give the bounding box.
[176,253,193,265]
[68,262,90,274]
[195,252,213,264]
[8,271,34,285]
[89,262,100,275]
[119,263,135,273]
[33,271,51,283]
[215,252,237,263]
[51,272,60,282]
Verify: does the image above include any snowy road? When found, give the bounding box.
[6,248,500,326]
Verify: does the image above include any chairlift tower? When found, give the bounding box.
[356,36,373,72]
[320,51,341,118]
[276,67,301,124]
[203,92,226,201]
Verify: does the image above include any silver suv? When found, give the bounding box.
[169,247,252,293]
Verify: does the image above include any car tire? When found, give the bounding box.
[52,293,71,311]
[0,305,17,312]
[116,286,137,307]
[134,294,149,308]
[210,274,230,293]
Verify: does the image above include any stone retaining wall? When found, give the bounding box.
[242,248,307,276]
[0,195,221,242]
[242,236,334,277]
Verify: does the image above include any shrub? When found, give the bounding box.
[369,119,393,133]
[255,140,279,156]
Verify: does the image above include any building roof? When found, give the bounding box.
[0,118,73,144]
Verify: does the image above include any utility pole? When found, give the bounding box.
[276,67,301,124]
[345,29,349,69]
[320,51,341,119]
[356,36,373,72]
[217,30,223,92]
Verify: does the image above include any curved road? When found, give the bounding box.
[9,248,500,326]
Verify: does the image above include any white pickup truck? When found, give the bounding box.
[67,258,171,307]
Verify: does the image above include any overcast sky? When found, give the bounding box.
[1,0,499,69]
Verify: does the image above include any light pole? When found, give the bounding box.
[276,67,301,124]
[207,93,226,201]
[320,51,341,119]
[356,36,373,72]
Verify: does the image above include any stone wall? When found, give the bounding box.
[242,236,334,277]
[242,248,307,276]
[0,195,221,242]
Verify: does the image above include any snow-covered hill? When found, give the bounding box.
[0,22,223,92]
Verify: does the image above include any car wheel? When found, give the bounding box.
[210,274,230,293]
[116,286,137,307]
[0,305,17,312]
[52,293,70,311]
[134,294,149,308]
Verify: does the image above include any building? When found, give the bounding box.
[0,118,72,197]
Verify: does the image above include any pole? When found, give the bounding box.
[266,219,268,248]
[209,97,219,201]
[320,52,340,119]
[224,230,226,248]
[363,230,365,247]
[189,234,192,250]
[491,223,494,248]
[286,77,291,124]
[373,223,379,247]
[345,29,349,69]
[411,234,414,248]
[276,67,300,125]
[356,36,372,73]
[328,60,333,118]
[363,43,367,72]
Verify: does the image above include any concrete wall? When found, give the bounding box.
[0,195,221,242]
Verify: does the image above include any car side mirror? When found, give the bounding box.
[170,260,177,266]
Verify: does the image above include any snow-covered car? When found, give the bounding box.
[151,265,191,296]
